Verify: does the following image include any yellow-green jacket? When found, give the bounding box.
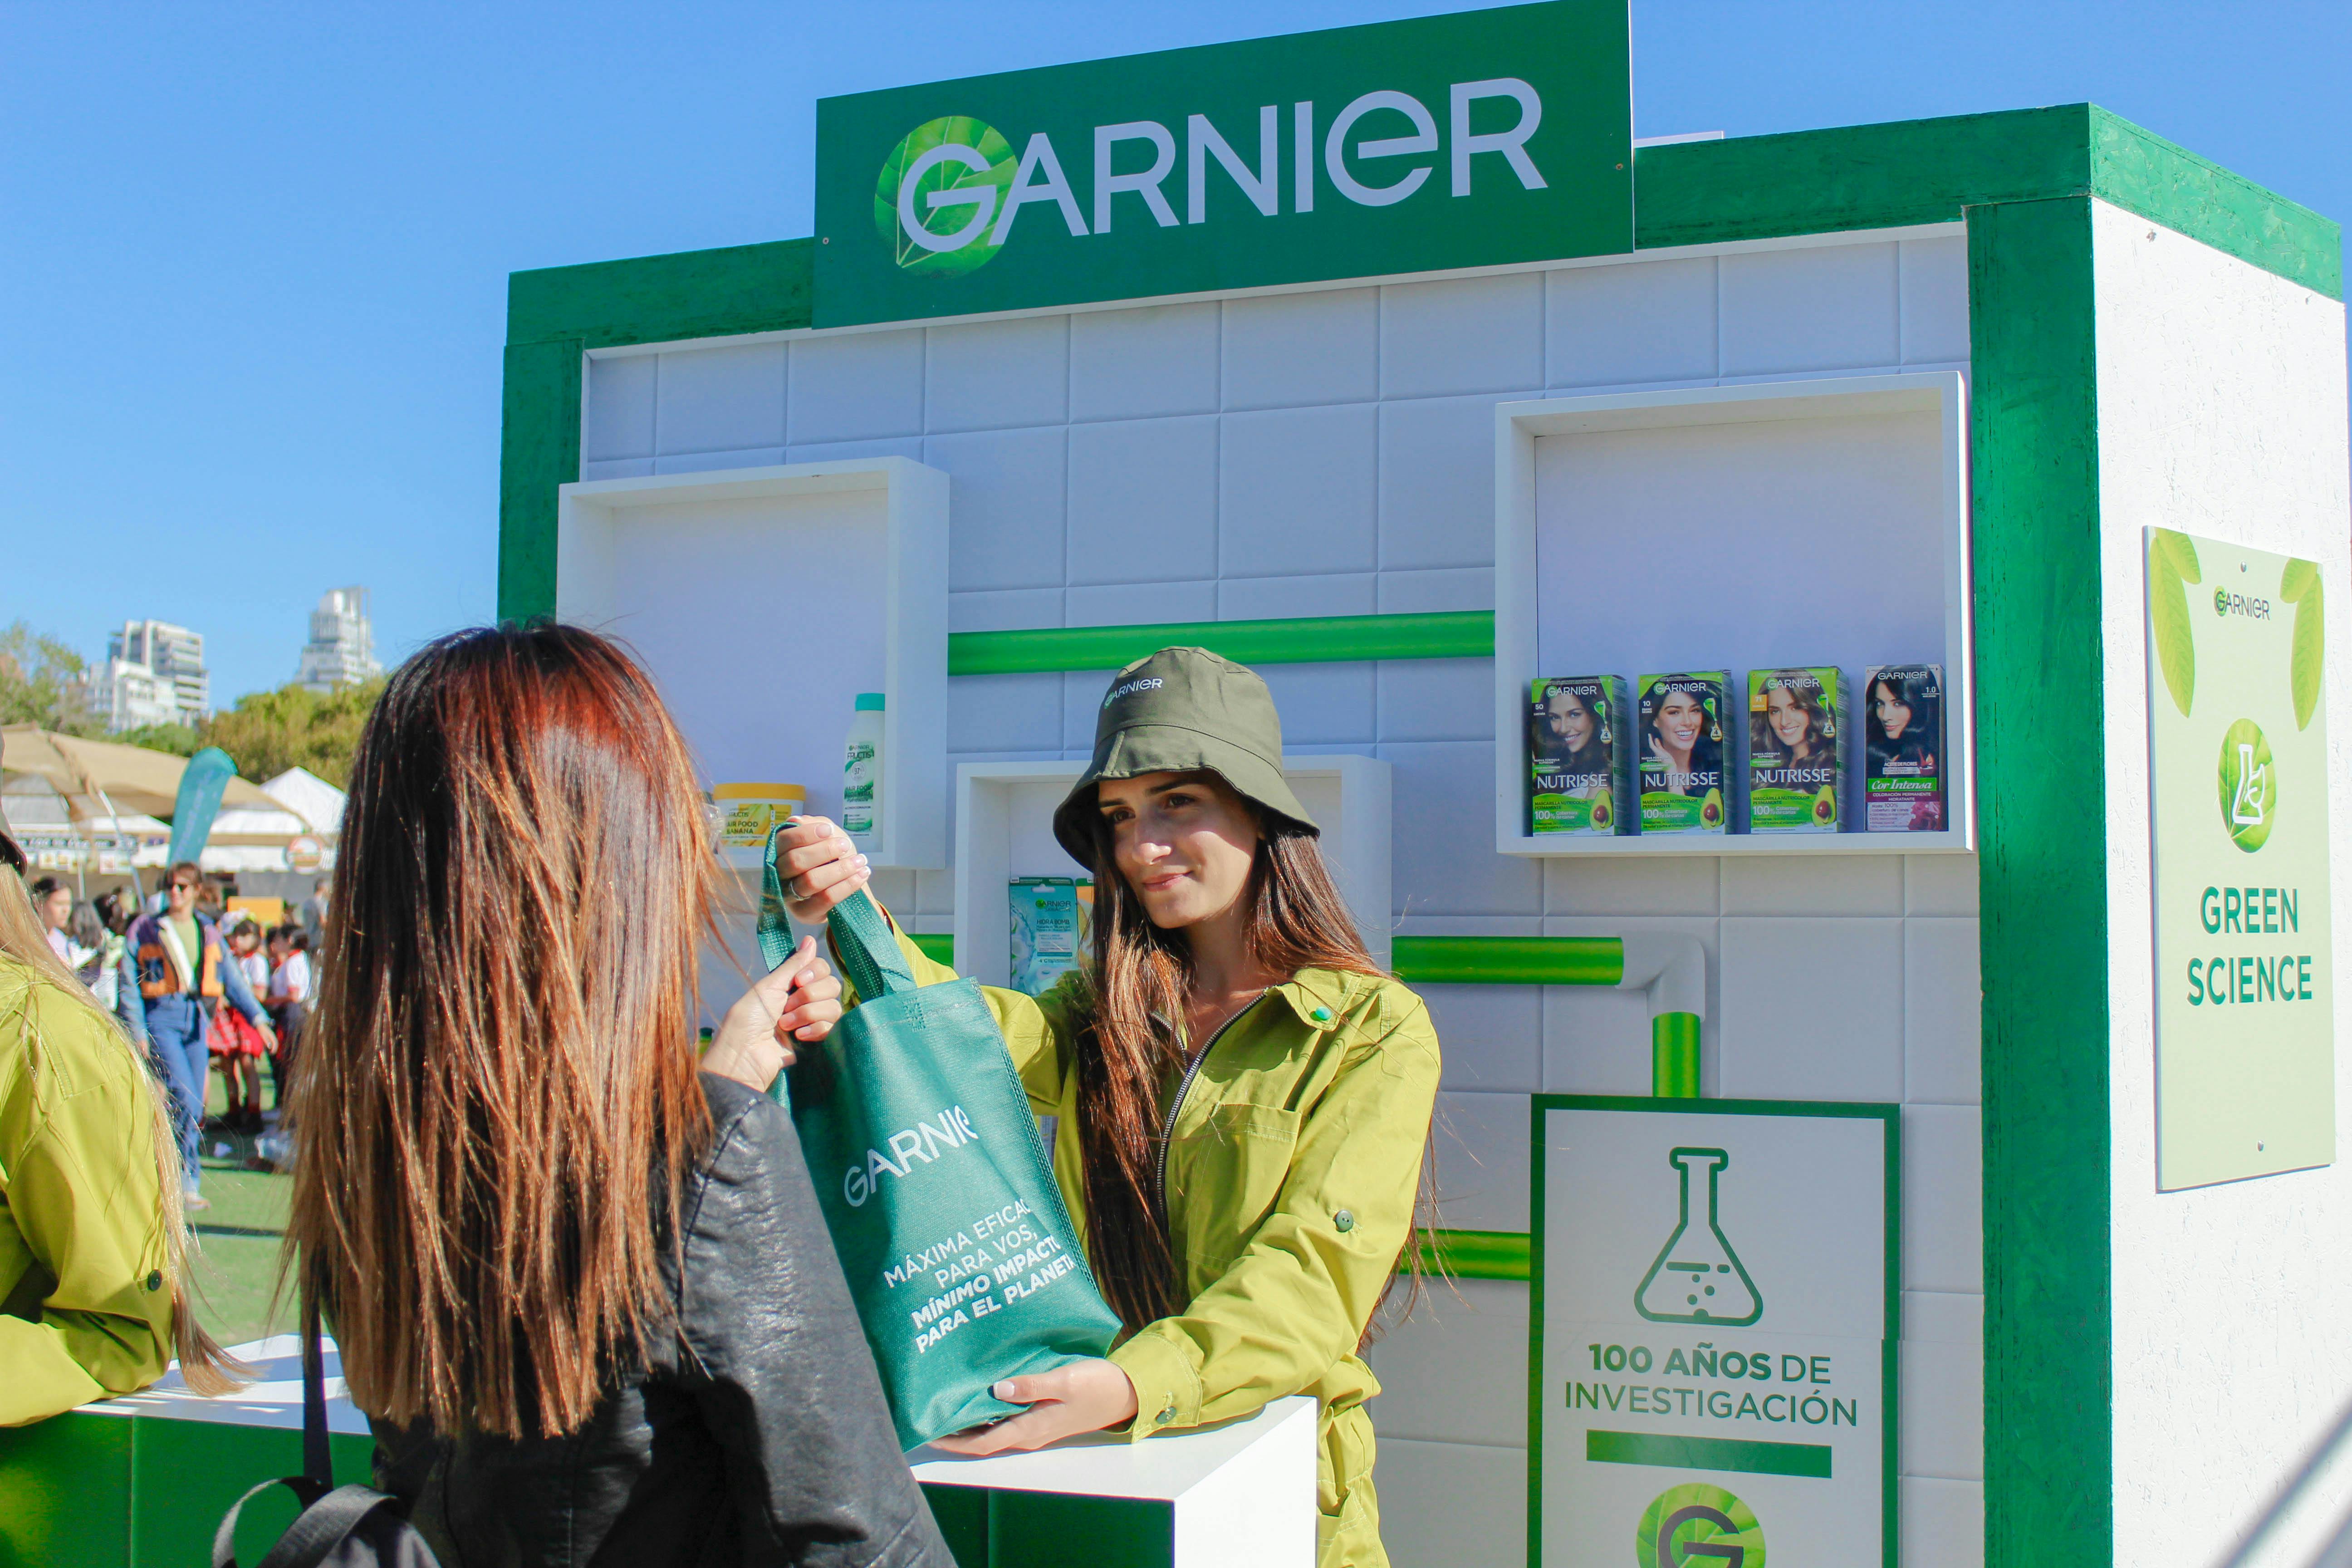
[889,931,1441,1566]
[0,952,175,1425]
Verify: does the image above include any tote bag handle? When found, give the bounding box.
[758,827,914,1000]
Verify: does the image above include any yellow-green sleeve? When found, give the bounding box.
[0,1058,174,1425]
[864,911,1078,1115]
[1110,1001,1441,1437]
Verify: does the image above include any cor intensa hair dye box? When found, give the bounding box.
[1746,667,1847,833]
[1636,672,1730,834]
[1862,664,1946,831]
[1528,675,1630,835]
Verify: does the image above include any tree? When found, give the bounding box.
[0,622,99,735]
[198,678,387,789]
[113,722,201,757]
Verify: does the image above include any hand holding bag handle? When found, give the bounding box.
[211,1288,440,1568]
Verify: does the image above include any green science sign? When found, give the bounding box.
[811,0,1632,328]
[2146,528,2335,1190]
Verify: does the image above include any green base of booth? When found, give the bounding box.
[0,1412,1172,1568]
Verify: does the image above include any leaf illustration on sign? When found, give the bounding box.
[2148,529,2201,716]
[2281,557,2325,731]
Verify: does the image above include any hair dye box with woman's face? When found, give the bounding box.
[1528,676,1631,835]
[1636,673,1730,833]
[1862,664,1946,831]
[1746,667,1847,832]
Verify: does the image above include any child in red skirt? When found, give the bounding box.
[209,916,272,1133]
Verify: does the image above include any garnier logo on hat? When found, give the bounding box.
[1103,676,1165,709]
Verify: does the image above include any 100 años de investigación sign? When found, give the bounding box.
[812,0,1631,327]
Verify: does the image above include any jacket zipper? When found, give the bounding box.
[1154,995,1264,1219]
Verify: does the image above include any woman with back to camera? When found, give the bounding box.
[776,647,1442,1568]
[280,624,950,1568]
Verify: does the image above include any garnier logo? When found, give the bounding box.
[874,80,1547,275]
[2218,718,2275,853]
[2215,586,2274,620]
[1635,1482,1765,1568]
[843,1104,982,1206]
[874,117,1017,274]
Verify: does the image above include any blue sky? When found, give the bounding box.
[5,1,2345,706]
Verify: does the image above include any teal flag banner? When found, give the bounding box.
[166,747,238,868]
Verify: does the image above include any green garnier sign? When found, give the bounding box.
[812,0,1631,328]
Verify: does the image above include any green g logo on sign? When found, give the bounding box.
[873,117,1016,274]
[1635,1482,1765,1568]
[2217,717,2275,853]
[2215,586,2231,616]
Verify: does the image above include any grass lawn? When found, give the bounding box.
[186,1071,294,1348]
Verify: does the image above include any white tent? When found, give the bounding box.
[200,767,346,873]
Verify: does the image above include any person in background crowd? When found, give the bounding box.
[285,624,946,1567]
[298,874,330,942]
[68,903,105,974]
[263,923,310,1112]
[28,877,74,966]
[0,733,241,1424]
[82,891,146,1047]
[208,916,271,1133]
[128,862,273,1210]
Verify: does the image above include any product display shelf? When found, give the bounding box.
[557,457,949,870]
[1492,372,1975,858]
[954,756,1393,983]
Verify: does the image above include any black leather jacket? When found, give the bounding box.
[370,1075,952,1568]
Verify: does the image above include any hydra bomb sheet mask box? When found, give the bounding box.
[1636,673,1730,834]
[1529,676,1631,835]
[1009,877,1092,996]
[1746,668,1846,833]
[1862,664,1945,831]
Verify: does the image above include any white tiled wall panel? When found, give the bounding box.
[585,230,1982,1558]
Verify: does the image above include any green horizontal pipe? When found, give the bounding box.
[908,931,955,965]
[946,610,1495,676]
[1651,1012,1702,1098]
[1390,935,1625,988]
[1401,1227,1530,1282]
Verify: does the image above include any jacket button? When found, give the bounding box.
[1157,1403,1176,1424]
[145,1270,163,1292]
[1334,1209,1356,1233]
[1308,1006,1332,1023]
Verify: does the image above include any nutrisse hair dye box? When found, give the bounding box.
[1528,676,1631,835]
[1862,663,1946,831]
[1635,672,1729,833]
[1746,667,1847,832]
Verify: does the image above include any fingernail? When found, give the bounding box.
[992,1381,1016,1400]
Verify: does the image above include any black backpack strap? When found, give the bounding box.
[302,1286,333,1492]
[253,1485,416,1568]
[212,1476,325,1568]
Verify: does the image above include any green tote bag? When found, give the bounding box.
[758,840,1122,1450]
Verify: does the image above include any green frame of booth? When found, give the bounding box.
[486,102,2339,1566]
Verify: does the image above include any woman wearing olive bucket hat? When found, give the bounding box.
[777,647,1441,1568]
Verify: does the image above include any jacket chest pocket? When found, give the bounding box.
[1177,1102,1301,1275]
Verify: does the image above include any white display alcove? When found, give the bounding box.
[954,755,1394,984]
[1493,371,1975,857]
[556,457,948,871]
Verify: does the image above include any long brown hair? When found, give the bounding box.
[0,872,242,1393]
[1071,787,1396,1332]
[283,625,717,1439]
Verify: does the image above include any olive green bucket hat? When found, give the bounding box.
[1052,647,1317,865]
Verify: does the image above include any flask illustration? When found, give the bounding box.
[1634,1147,1763,1326]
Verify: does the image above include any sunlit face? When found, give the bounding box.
[1654,691,1705,752]
[1766,686,1813,750]
[1874,682,1912,741]
[1097,771,1262,931]
[39,887,71,931]
[1544,691,1595,751]
[166,874,199,918]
